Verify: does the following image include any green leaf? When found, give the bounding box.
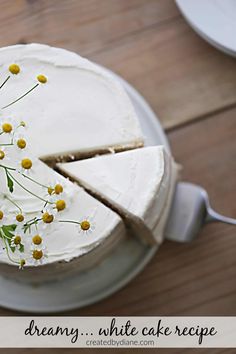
[9,245,15,253]
[19,244,24,253]
[0,225,15,252]
[2,225,18,253]
[6,224,17,232]
[2,224,16,239]
[5,170,14,193]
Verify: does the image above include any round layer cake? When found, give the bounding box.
[0,44,177,284]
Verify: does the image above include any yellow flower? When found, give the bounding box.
[0,150,5,160]
[47,187,54,195]
[32,249,43,260]
[32,234,42,245]
[0,210,4,220]
[9,64,20,75]
[2,122,13,133]
[54,184,63,195]
[37,74,47,84]
[21,158,32,170]
[80,220,91,231]
[56,199,66,211]
[17,138,26,149]
[19,259,26,269]
[20,121,26,127]
[13,235,21,245]
[42,212,54,224]
[78,217,95,234]
[16,213,24,222]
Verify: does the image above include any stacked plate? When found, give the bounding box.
[176,0,236,57]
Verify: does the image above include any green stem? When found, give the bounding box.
[24,216,37,224]
[0,164,15,171]
[0,164,49,189]
[0,143,14,146]
[4,195,22,213]
[21,173,49,189]
[7,170,53,204]
[24,217,41,227]
[1,232,19,265]
[23,217,41,233]
[0,75,10,90]
[59,220,81,225]
[2,83,39,109]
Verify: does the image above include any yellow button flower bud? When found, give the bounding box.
[80,220,90,231]
[42,212,54,224]
[9,64,20,75]
[47,187,54,195]
[54,184,63,195]
[56,199,66,211]
[32,234,42,245]
[17,138,26,149]
[16,213,24,222]
[0,150,5,160]
[19,259,26,269]
[14,236,21,245]
[37,74,47,84]
[32,249,43,260]
[2,123,13,133]
[21,158,32,170]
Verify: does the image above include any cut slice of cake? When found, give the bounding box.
[0,159,127,283]
[0,43,143,162]
[57,146,178,245]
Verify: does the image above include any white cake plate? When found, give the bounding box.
[176,0,236,57]
[0,70,170,313]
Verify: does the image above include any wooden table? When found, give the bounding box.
[1,1,236,353]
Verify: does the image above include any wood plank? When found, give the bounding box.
[0,0,179,54]
[91,17,236,129]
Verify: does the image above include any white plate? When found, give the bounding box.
[176,0,236,57]
[0,71,170,313]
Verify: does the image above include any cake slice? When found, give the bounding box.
[57,146,178,245]
[0,159,127,282]
[0,43,143,162]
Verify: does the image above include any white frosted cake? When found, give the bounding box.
[0,43,178,283]
[58,147,178,245]
[0,158,127,282]
[0,44,143,162]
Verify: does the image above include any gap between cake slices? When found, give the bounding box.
[41,140,144,167]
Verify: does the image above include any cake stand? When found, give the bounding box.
[0,69,170,313]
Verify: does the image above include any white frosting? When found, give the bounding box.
[0,44,143,159]
[0,159,125,266]
[57,146,178,244]
[0,43,142,270]
[0,44,177,280]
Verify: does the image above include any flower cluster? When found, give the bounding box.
[0,64,94,268]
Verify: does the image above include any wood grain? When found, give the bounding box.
[91,17,236,129]
[0,0,179,55]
